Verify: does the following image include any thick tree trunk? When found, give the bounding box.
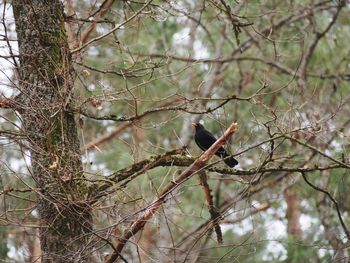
[12,1,92,262]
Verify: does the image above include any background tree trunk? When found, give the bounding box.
[12,1,92,262]
[0,0,347,261]
[285,187,301,239]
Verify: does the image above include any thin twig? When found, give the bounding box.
[105,122,238,263]
[300,172,350,240]
[72,0,154,54]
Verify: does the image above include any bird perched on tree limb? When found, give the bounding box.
[192,123,238,167]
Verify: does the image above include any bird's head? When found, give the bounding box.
[192,123,204,131]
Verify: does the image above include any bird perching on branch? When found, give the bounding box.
[192,123,238,168]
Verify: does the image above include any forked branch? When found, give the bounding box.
[106,122,238,263]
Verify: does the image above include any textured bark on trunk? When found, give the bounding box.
[12,1,92,262]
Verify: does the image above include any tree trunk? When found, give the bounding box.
[285,187,301,239]
[12,1,92,262]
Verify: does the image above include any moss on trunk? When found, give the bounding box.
[12,1,93,262]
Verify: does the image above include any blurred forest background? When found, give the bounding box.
[1,0,350,262]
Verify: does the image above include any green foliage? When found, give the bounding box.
[284,236,318,263]
[0,227,8,261]
[3,0,350,261]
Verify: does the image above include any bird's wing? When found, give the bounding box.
[194,136,209,152]
[195,130,228,157]
[195,129,228,156]
[195,130,216,149]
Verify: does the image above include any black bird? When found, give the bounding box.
[192,123,238,167]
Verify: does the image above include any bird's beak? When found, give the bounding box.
[191,123,197,128]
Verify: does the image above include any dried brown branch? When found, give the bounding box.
[176,176,282,248]
[116,155,342,184]
[198,171,223,244]
[90,137,347,199]
[106,122,238,263]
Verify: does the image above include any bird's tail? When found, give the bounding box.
[223,155,238,167]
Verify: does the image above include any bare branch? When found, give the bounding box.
[80,0,114,45]
[106,122,238,262]
[299,0,346,79]
[71,0,154,54]
[301,172,350,240]
[199,171,223,244]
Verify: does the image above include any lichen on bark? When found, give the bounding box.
[12,1,93,262]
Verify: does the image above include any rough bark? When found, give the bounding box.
[12,1,92,262]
